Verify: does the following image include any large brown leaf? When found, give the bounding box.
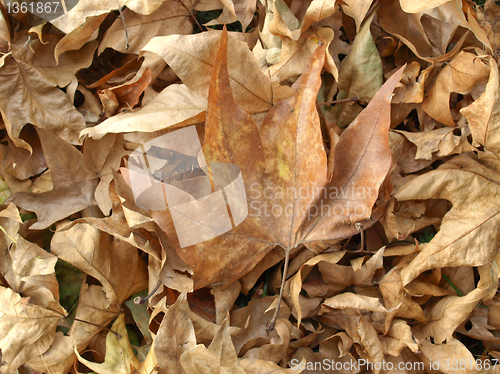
[137,29,405,290]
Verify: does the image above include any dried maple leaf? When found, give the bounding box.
[130,29,405,331]
[415,263,498,344]
[395,153,500,286]
[154,292,197,373]
[141,31,275,113]
[0,54,86,146]
[51,222,148,305]
[0,286,65,374]
[461,56,500,156]
[8,128,98,229]
[83,133,129,214]
[98,0,193,54]
[421,51,489,127]
[80,84,207,139]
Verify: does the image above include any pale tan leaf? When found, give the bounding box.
[268,27,334,83]
[340,0,374,31]
[400,0,453,13]
[51,222,148,305]
[80,84,206,140]
[141,31,273,113]
[396,154,500,285]
[0,57,85,145]
[461,57,500,157]
[180,316,245,374]
[98,0,192,54]
[8,129,98,229]
[0,286,64,374]
[54,14,107,61]
[415,263,498,343]
[323,293,387,313]
[422,51,489,127]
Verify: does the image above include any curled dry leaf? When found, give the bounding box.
[0,56,86,146]
[461,56,500,157]
[323,293,388,314]
[142,31,274,113]
[396,153,500,286]
[75,314,158,374]
[81,84,207,140]
[98,0,193,54]
[421,51,490,127]
[0,286,65,374]
[51,222,148,305]
[8,128,98,229]
[180,316,246,374]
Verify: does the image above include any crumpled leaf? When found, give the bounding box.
[8,128,98,229]
[75,313,158,374]
[323,293,388,313]
[98,0,192,54]
[83,133,129,214]
[461,56,500,157]
[80,84,207,140]
[379,261,427,328]
[396,127,474,160]
[318,309,385,367]
[0,56,86,146]
[50,222,148,305]
[422,51,490,127]
[141,31,274,113]
[180,315,246,374]
[154,292,197,373]
[0,286,65,374]
[415,262,498,343]
[27,282,121,374]
[396,153,500,285]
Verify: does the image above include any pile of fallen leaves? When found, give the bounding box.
[2,0,500,372]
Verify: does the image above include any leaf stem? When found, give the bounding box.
[317,97,359,106]
[134,280,162,304]
[116,0,130,50]
[266,248,290,332]
[64,315,122,338]
[181,3,206,32]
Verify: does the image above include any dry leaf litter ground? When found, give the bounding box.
[2,0,500,373]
